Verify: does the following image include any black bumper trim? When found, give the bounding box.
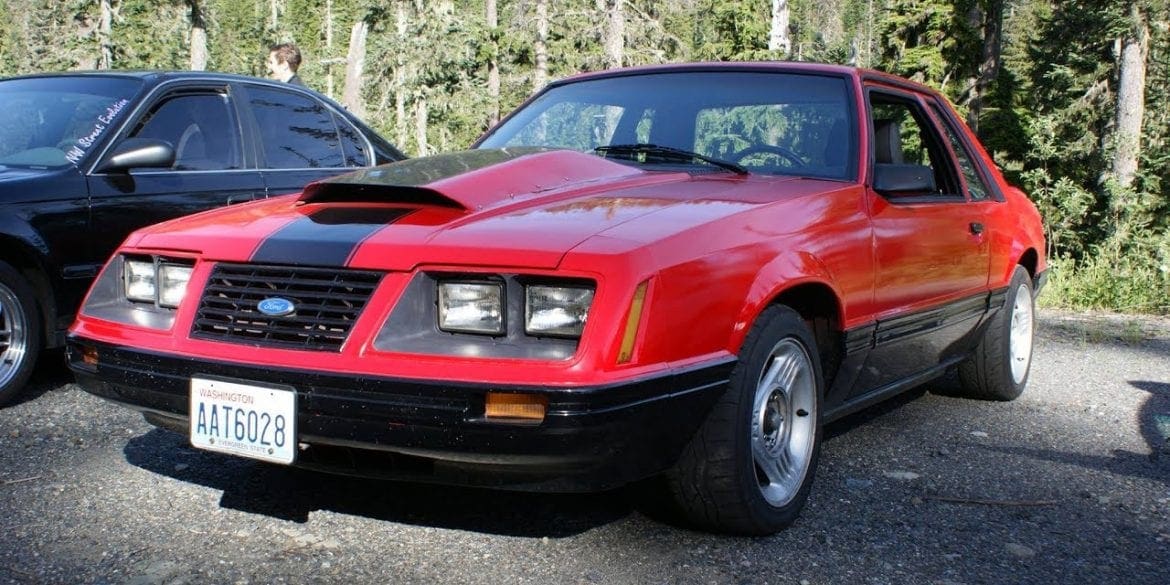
[68,336,735,492]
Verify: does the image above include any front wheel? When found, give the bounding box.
[957,265,1034,401]
[665,305,823,535]
[0,261,42,408]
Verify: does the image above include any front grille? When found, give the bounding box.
[192,263,383,351]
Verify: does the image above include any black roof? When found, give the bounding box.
[2,70,293,90]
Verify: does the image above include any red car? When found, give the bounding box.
[68,62,1046,535]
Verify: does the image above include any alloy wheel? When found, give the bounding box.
[0,282,30,389]
[750,338,817,507]
[1008,282,1034,384]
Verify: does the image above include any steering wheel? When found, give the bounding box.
[734,144,806,168]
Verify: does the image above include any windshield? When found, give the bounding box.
[479,71,857,180]
[0,76,142,169]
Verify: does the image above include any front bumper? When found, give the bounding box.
[67,336,734,492]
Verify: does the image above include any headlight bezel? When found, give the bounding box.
[81,253,198,331]
[373,272,596,360]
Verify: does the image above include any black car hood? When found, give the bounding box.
[0,166,86,204]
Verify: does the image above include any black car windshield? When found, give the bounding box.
[0,76,142,169]
[479,71,857,180]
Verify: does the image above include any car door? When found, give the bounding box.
[85,83,264,267]
[238,83,371,197]
[850,87,991,395]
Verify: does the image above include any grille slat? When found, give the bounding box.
[191,264,383,351]
[203,283,376,301]
[195,307,362,326]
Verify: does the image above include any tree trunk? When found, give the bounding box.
[533,0,548,92]
[768,0,790,55]
[342,19,367,117]
[600,1,624,141]
[395,0,408,149]
[966,0,1004,135]
[865,0,874,67]
[415,96,429,157]
[605,0,624,69]
[189,0,208,71]
[1111,3,1148,190]
[326,0,334,97]
[270,0,280,31]
[486,0,499,126]
[99,0,113,69]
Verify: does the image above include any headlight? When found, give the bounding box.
[438,282,504,335]
[123,259,157,303]
[158,263,194,308]
[122,257,194,308]
[525,285,594,337]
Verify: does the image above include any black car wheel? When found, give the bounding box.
[665,305,823,535]
[0,262,41,407]
[957,265,1035,401]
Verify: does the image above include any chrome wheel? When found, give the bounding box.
[0,282,30,390]
[751,338,817,507]
[1008,282,1034,384]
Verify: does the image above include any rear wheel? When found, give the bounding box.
[958,265,1034,401]
[0,261,42,408]
[665,305,823,535]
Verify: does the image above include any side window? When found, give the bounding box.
[130,93,241,170]
[928,102,991,201]
[335,113,368,167]
[868,92,961,199]
[248,87,343,169]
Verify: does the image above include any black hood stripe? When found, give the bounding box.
[250,207,413,266]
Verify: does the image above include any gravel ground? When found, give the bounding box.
[1,309,1168,585]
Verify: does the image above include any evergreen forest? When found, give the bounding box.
[1,0,1167,313]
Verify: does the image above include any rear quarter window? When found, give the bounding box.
[248,87,344,169]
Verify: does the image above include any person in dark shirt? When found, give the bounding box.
[267,43,306,86]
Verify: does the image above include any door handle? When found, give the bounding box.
[969,222,984,235]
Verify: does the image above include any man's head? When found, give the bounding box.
[267,43,302,82]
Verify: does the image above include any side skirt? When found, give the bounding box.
[822,355,965,423]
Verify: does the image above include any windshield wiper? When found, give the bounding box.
[594,143,749,175]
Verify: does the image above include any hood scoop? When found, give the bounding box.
[297,148,642,211]
[299,182,465,209]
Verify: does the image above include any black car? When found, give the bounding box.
[0,71,405,405]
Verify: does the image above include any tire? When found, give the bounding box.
[957,265,1034,401]
[664,305,824,535]
[0,261,42,408]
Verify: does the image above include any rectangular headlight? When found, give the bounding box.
[525,285,594,337]
[124,259,157,303]
[158,263,194,308]
[438,282,504,335]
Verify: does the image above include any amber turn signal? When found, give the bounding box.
[484,392,547,422]
[617,281,649,364]
[82,345,99,367]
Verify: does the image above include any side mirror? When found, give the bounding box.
[95,138,175,173]
[873,163,936,195]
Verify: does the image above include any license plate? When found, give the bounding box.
[189,377,296,464]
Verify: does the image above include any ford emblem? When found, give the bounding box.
[257,297,295,317]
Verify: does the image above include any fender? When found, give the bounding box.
[992,186,1047,286]
[729,250,844,353]
[0,221,60,344]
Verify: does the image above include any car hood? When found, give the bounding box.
[128,149,817,270]
[0,165,86,204]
